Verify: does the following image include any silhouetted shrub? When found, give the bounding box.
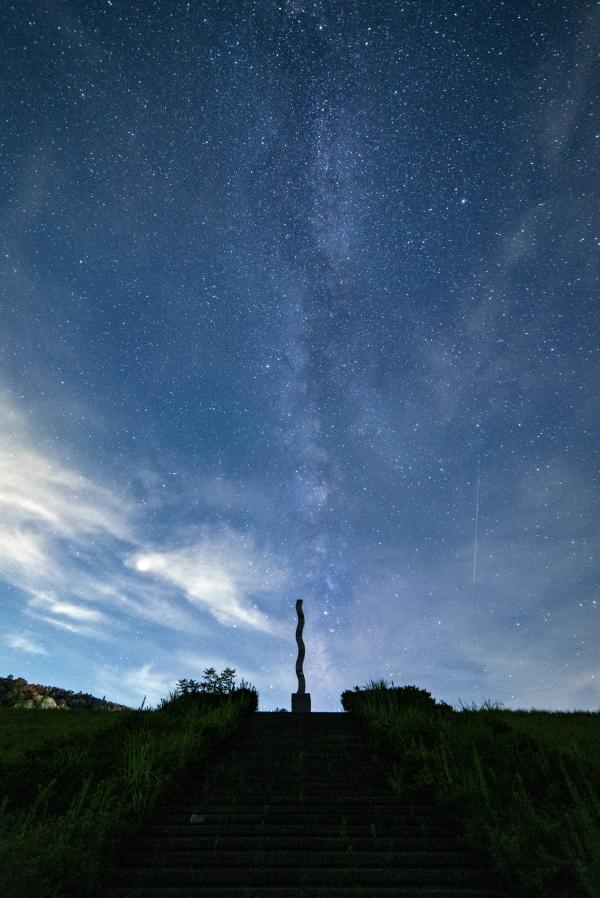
[341,680,454,716]
[157,668,258,714]
[175,667,236,696]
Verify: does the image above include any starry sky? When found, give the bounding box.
[1,1,599,711]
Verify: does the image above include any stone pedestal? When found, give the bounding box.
[291,692,311,713]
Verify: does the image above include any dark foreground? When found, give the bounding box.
[104,711,507,898]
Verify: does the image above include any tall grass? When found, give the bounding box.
[344,684,600,898]
[0,690,255,898]
[0,707,125,762]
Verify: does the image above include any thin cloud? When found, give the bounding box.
[30,616,98,636]
[0,395,287,640]
[28,592,108,623]
[25,592,109,639]
[129,526,287,633]
[0,402,131,596]
[6,632,48,655]
[0,528,51,582]
[97,662,174,707]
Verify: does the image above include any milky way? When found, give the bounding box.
[1,2,599,710]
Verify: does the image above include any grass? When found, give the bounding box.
[0,688,256,898]
[0,707,126,762]
[494,708,600,759]
[344,684,600,898]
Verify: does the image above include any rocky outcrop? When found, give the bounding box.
[0,675,129,710]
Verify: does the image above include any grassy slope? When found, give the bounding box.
[0,693,255,898]
[0,708,127,762]
[349,697,600,898]
[496,709,600,759]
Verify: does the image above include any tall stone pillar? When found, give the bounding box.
[291,599,311,712]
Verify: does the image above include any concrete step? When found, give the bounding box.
[239,712,358,725]
[211,731,366,738]
[202,769,392,777]
[230,744,379,751]
[228,721,371,727]
[225,762,381,768]
[212,730,366,737]
[227,736,368,745]
[228,743,339,749]
[149,812,448,828]
[202,763,383,773]
[135,836,468,853]
[234,745,371,752]
[156,803,443,815]
[206,760,390,767]
[142,822,449,839]
[125,849,475,868]
[215,755,381,766]
[157,798,433,809]
[201,764,382,776]
[198,782,397,794]
[227,740,369,746]
[225,736,368,745]
[113,864,493,887]
[189,787,401,798]
[158,798,435,811]
[106,889,503,898]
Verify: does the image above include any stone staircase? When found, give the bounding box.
[104,711,506,898]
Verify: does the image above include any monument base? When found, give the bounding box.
[291,692,311,713]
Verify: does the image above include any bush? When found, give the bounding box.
[157,668,259,715]
[159,687,259,716]
[177,667,237,695]
[341,680,454,716]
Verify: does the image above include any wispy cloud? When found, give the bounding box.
[96,662,175,708]
[0,394,131,597]
[28,592,108,623]
[6,632,48,655]
[0,396,133,639]
[129,526,288,633]
[24,592,111,638]
[0,393,290,645]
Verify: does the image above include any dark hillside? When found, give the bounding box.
[0,675,129,711]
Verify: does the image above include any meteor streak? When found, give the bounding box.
[473,455,480,586]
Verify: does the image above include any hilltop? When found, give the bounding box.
[0,675,129,711]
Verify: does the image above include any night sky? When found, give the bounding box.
[1,1,599,711]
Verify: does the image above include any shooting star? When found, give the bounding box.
[473,454,480,585]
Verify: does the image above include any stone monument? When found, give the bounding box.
[291,599,311,712]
